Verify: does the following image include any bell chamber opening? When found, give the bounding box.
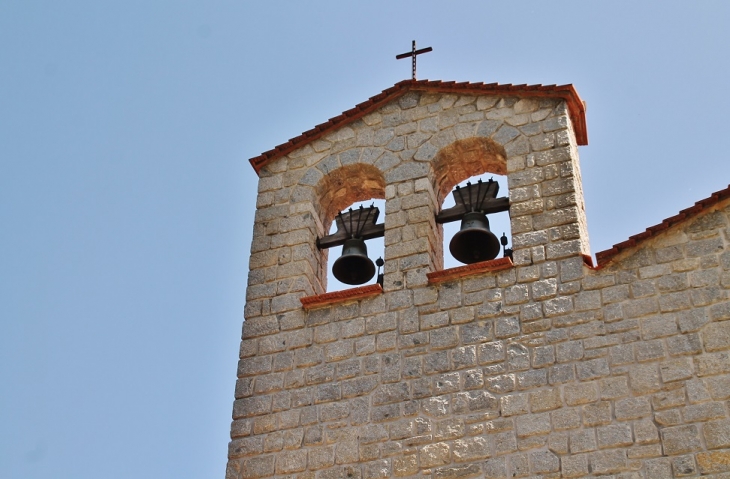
[324,199,386,292]
[440,173,512,269]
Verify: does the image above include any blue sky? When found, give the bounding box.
[2,1,730,478]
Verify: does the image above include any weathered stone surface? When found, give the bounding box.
[230,87,730,479]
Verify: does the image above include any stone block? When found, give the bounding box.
[462,368,484,389]
[678,308,710,332]
[597,424,633,449]
[452,436,490,462]
[666,332,702,356]
[552,407,581,430]
[431,326,459,350]
[478,341,505,364]
[564,381,598,406]
[515,412,551,437]
[583,401,612,426]
[570,429,597,453]
[704,320,730,352]
[233,396,272,419]
[529,387,562,412]
[424,351,450,374]
[704,419,730,449]
[546,433,568,457]
[482,457,508,478]
[460,321,492,344]
[452,346,477,369]
[696,450,730,474]
[629,363,661,394]
[531,278,558,300]
[682,401,726,422]
[241,455,275,479]
[615,397,651,421]
[609,343,634,365]
[504,455,530,479]
[485,374,515,394]
[576,357,610,380]
[391,455,417,477]
[705,374,730,400]
[643,457,672,478]
[635,339,665,362]
[516,369,547,389]
[561,453,589,478]
[670,455,697,477]
[495,316,520,338]
[532,345,555,368]
[661,424,702,455]
[697,352,730,376]
[530,450,559,474]
[543,296,573,317]
[421,311,449,330]
[574,290,602,311]
[419,442,450,467]
[276,449,307,474]
[500,393,528,417]
[599,376,628,400]
[590,449,627,475]
[634,418,659,444]
[660,357,694,382]
[432,463,481,479]
[556,340,584,363]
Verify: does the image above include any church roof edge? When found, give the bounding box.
[595,184,730,267]
[249,79,588,175]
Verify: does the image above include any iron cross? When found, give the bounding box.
[396,40,432,80]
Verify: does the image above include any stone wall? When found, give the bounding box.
[228,88,730,478]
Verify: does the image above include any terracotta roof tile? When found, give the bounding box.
[595,185,730,267]
[249,79,588,174]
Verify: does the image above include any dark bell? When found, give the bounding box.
[332,238,376,285]
[449,212,501,264]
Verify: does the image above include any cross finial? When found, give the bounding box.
[396,40,432,80]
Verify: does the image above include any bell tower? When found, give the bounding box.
[226,79,600,479]
[229,71,730,477]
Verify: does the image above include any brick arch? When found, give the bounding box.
[431,137,507,205]
[314,163,386,232]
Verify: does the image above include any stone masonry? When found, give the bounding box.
[228,80,730,478]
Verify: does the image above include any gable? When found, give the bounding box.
[249,79,588,175]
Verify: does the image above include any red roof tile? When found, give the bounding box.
[249,79,588,174]
[595,185,730,267]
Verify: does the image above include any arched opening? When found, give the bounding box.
[432,138,511,269]
[441,174,512,269]
[316,164,386,233]
[314,163,386,292]
[326,199,386,292]
[432,137,507,205]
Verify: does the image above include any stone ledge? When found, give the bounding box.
[300,284,383,310]
[427,257,513,285]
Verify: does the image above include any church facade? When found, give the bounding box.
[227,79,730,478]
